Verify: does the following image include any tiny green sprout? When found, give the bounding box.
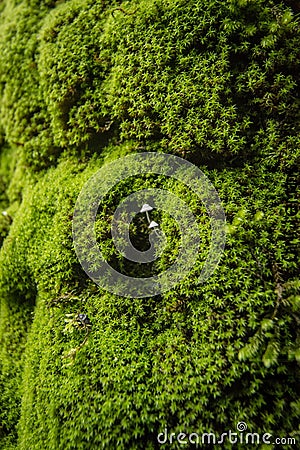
[62,313,91,363]
[254,211,264,221]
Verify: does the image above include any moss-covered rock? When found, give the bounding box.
[0,0,299,449]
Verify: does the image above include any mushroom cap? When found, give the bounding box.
[148,221,159,229]
[140,203,153,213]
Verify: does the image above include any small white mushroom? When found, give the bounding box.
[148,221,159,229]
[140,203,154,223]
[140,203,153,213]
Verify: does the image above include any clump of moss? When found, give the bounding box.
[0,0,299,449]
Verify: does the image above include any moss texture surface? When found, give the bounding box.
[0,0,299,449]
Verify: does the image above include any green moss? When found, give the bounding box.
[0,0,299,449]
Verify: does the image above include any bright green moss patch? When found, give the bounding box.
[1,154,299,449]
[0,0,299,449]
[1,0,299,169]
